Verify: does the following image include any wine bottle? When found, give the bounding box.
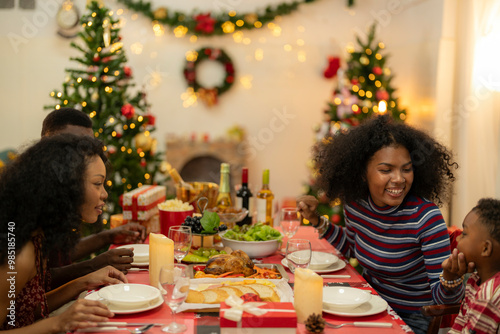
[167,163,193,190]
[216,163,232,210]
[256,169,274,226]
[236,167,253,226]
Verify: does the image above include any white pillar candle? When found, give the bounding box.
[294,268,323,323]
[149,232,174,288]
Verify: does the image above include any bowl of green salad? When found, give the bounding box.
[220,223,283,258]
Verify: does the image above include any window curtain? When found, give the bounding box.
[436,0,500,226]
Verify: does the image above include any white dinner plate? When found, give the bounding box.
[281,257,346,273]
[97,284,161,308]
[310,251,339,270]
[116,244,149,264]
[85,291,163,314]
[322,293,388,317]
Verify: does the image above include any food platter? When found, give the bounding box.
[188,263,289,281]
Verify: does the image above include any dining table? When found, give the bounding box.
[78,226,414,334]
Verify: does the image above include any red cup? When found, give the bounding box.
[159,208,194,236]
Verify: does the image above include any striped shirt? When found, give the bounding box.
[449,272,500,334]
[323,194,464,313]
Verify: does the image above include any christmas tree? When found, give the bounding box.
[304,23,407,226]
[46,1,163,218]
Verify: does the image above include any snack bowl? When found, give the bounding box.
[220,232,280,258]
[98,284,161,308]
[322,287,372,311]
[207,208,249,229]
[309,251,339,270]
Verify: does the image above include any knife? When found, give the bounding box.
[96,322,163,327]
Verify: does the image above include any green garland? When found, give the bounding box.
[116,0,349,37]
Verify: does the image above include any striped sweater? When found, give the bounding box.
[449,272,500,334]
[323,194,464,313]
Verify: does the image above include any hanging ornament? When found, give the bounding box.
[140,159,147,167]
[121,103,135,119]
[360,56,369,65]
[323,56,341,79]
[134,132,153,151]
[102,18,111,47]
[153,7,168,20]
[93,53,100,62]
[376,89,389,101]
[372,66,383,76]
[123,66,132,78]
[144,114,156,126]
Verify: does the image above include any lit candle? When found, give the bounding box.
[294,268,323,323]
[149,232,174,288]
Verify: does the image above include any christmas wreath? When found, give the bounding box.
[183,47,235,107]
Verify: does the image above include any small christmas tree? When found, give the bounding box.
[46,1,163,217]
[305,23,407,226]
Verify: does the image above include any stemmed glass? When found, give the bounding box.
[168,226,192,263]
[285,239,312,273]
[280,208,301,251]
[159,263,190,333]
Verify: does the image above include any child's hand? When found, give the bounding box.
[441,248,475,280]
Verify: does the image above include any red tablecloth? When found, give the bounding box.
[80,226,413,334]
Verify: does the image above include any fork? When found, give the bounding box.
[326,322,393,329]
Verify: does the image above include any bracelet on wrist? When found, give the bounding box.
[439,273,464,288]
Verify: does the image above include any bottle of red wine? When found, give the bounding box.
[236,167,253,226]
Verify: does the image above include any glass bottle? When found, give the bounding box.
[256,169,274,226]
[236,167,253,226]
[216,163,232,210]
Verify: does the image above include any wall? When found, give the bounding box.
[0,0,443,204]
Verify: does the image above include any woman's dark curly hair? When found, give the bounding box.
[0,134,107,265]
[315,115,458,206]
[473,198,500,245]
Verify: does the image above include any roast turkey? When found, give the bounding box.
[204,250,255,277]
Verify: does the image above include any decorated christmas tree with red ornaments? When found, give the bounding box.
[46,1,163,216]
[304,23,407,225]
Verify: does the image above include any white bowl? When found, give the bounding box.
[322,287,372,311]
[98,284,161,308]
[220,233,280,258]
[116,244,149,263]
[310,251,339,270]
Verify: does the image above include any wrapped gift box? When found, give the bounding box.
[122,185,166,221]
[220,301,296,334]
[110,213,125,229]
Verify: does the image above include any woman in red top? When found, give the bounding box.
[0,134,127,333]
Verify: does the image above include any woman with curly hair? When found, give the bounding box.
[0,134,127,332]
[297,115,467,334]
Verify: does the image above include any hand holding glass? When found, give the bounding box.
[168,226,192,263]
[159,264,190,333]
[285,239,311,273]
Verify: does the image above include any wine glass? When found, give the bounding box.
[168,226,192,263]
[280,208,301,251]
[159,263,190,333]
[285,239,312,273]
